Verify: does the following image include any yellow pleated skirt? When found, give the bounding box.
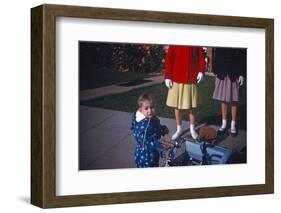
[166,82,198,109]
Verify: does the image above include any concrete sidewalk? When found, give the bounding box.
[79,106,246,170]
[80,75,164,101]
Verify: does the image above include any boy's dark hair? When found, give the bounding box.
[137,93,154,108]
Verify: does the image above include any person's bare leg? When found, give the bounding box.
[175,108,182,126]
[230,102,238,135]
[219,102,228,131]
[221,102,228,120]
[189,108,196,125]
[189,108,198,139]
[172,108,183,140]
[231,102,237,122]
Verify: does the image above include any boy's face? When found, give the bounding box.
[139,101,155,119]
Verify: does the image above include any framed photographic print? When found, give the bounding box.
[31,4,274,208]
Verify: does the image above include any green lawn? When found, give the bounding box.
[81,76,246,129]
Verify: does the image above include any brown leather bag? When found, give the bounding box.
[199,126,217,144]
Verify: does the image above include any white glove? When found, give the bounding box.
[238,76,244,86]
[165,79,173,89]
[196,72,204,83]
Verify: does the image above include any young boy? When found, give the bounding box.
[131,93,169,168]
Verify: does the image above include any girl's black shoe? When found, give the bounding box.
[217,127,227,135]
[230,128,238,137]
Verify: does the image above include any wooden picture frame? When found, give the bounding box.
[31,4,274,208]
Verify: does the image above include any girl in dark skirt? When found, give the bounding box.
[212,48,246,136]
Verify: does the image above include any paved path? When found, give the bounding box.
[79,106,246,170]
[80,75,164,101]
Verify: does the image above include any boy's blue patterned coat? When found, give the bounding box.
[131,113,166,168]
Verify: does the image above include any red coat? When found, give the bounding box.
[164,46,206,83]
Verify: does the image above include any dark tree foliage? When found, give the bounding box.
[112,43,166,73]
[81,42,167,74]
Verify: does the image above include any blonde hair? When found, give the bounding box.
[137,93,154,108]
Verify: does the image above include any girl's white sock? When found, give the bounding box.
[171,125,183,140]
[190,124,195,131]
[190,124,198,139]
[231,120,236,132]
[176,125,182,132]
[219,119,227,130]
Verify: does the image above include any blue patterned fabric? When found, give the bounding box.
[131,113,165,168]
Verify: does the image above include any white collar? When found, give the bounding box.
[136,110,146,122]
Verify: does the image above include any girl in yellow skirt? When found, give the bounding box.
[164,45,206,140]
